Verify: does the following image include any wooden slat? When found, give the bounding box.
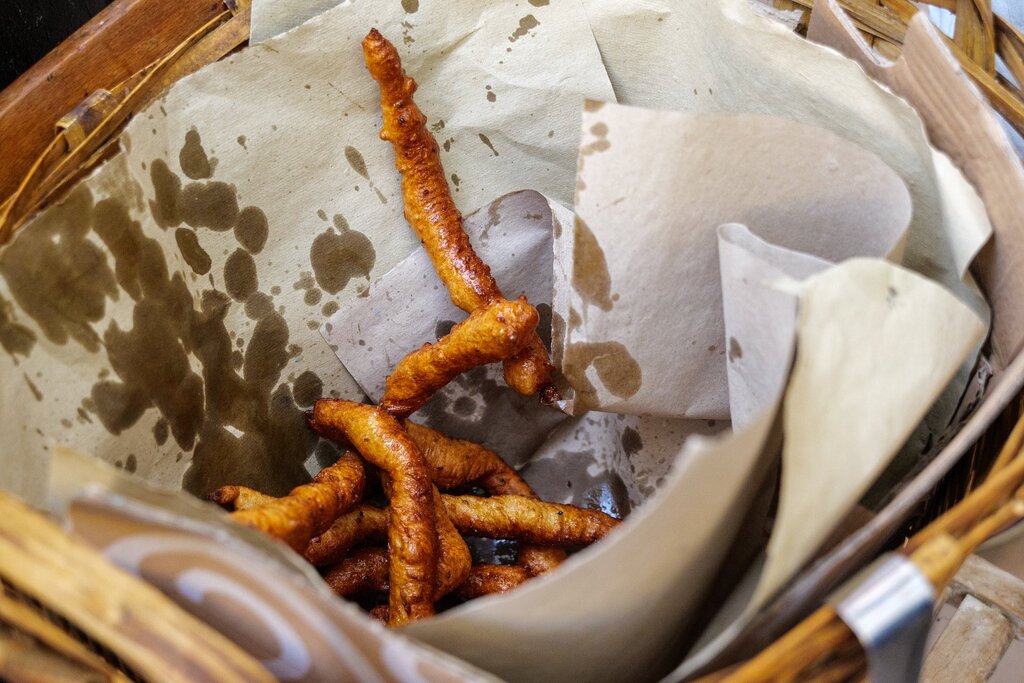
[0,493,272,683]
[954,0,996,74]
[0,592,130,682]
[948,554,1024,629]
[0,0,227,202]
[922,595,1014,683]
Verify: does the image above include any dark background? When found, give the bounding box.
[0,0,114,90]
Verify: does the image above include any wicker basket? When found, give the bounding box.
[1,0,1023,681]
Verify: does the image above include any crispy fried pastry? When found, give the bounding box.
[404,421,534,495]
[323,547,390,598]
[455,565,530,601]
[380,298,538,418]
[327,558,529,603]
[444,495,618,545]
[208,452,365,552]
[305,504,388,567]
[405,422,566,574]
[306,494,617,568]
[432,488,472,598]
[311,400,437,625]
[362,28,556,400]
[319,498,470,602]
[209,485,275,512]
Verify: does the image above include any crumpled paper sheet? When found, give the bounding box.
[810,0,1024,369]
[559,104,913,419]
[0,0,615,502]
[560,0,991,419]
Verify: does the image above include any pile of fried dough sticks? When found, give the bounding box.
[210,29,620,627]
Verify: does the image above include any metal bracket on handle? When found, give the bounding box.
[833,553,935,683]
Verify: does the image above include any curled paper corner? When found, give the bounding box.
[558,101,913,419]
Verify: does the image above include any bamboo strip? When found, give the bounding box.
[0,493,272,682]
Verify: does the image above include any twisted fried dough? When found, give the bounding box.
[380,297,538,418]
[207,452,364,552]
[210,485,275,512]
[404,421,534,495]
[455,565,530,601]
[306,494,617,568]
[311,400,436,625]
[323,547,390,598]
[405,422,566,575]
[305,505,388,567]
[328,559,530,603]
[362,28,556,400]
[431,487,473,598]
[445,495,618,545]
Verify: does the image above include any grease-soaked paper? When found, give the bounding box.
[579,0,988,318]
[0,0,615,503]
[558,103,913,418]
[669,259,986,681]
[810,0,1024,368]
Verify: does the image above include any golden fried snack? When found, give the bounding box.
[323,547,390,597]
[207,452,365,552]
[455,565,530,601]
[380,298,538,418]
[404,421,534,495]
[209,485,275,512]
[362,28,556,400]
[330,561,528,605]
[432,488,473,598]
[444,495,618,546]
[306,494,617,568]
[305,504,388,567]
[405,421,566,575]
[311,400,436,625]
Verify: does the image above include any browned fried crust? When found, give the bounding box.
[328,562,531,603]
[209,485,275,511]
[404,421,534,495]
[444,495,618,546]
[380,298,538,418]
[455,565,530,601]
[362,28,556,400]
[405,422,566,575]
[311,400,437,625]
[323,547,390,597]
[305,504,388,567]
[208,452,365,552]
[306,494,616,568]
[431,487,472,598]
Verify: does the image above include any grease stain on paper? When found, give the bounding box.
[179,129,213,180]
[309,219,375,295]
[509,14,540,43]
[572,217,613,311]
[564,341,642,406]
[175,228,212,275]
[478,133,499,157]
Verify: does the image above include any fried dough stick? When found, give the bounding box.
[380,298,538,418]
[207,452,365,552]
[405,422,566,576]
[323,547,390,598]
[311,400,437,625]
[327,552,529,602]
[305,495,619,567]
[455,565,530,601]
[362,28,556,401]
